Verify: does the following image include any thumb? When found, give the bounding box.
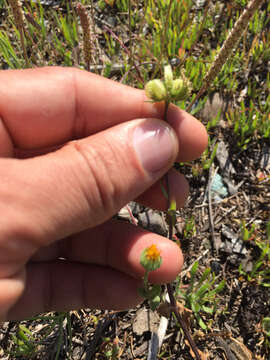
[2,118,178,248]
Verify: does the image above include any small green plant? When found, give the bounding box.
[262,317,270,349]
[239,222,270,287]
[177,261,226,330]
[139,243,163,310]
[54,12,78,49]
[10,312,73,360]
[240,220,256,241]
[11,325,36,358]
[99,336,120,359]
[206,108,222,130]
[0,30,22,68]
[201,141,218,171]
[226,100,262,148]
[183,215,196,239]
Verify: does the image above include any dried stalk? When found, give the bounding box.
[76,2,93,71]
[89,0,100,69]
[9,0,29,67]
[128,0,133,69]
[187,0,265,112]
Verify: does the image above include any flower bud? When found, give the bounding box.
[164,64,173,91]
[170,69,191,101]
[171,79,186,99]
[145,79,167,102]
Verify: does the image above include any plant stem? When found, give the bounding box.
[166,283,201,360]
[164,102,201,360]
[164,101,174,240]
[164,101,169,122]
[128,0,133,68]
[144,270,149,288]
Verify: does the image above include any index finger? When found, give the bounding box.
[0,67,146,151]
[0,67,207,160]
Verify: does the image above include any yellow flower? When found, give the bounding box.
[146,244,161,262]
[140,244,162,271]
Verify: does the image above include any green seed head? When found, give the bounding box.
[171,74,191,101]
[171,79,185,98]
[145,79,167,102]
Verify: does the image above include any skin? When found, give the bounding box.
[0,67,208,321]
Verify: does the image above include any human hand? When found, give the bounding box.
[0,67,207,321]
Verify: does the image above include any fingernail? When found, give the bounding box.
[133,119,177,173]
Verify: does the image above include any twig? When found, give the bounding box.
[207,166,219,255]
[86,62,155,75]
[215,337,237,360]
[125,204,138,226]
[147,294,170,360]
[128,0,133,69]
[85,315,116,360]
[147,332,159,360]
[167,284,201,360]
[156,315,169,349]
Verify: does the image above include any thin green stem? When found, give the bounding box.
[164,100,169,121]
[163,101,201,360]
[144,270,149,288]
